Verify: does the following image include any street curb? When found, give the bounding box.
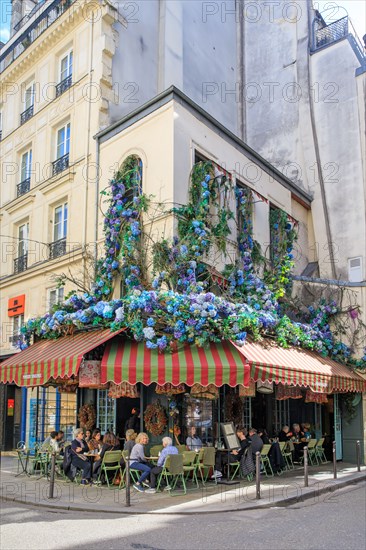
[2,473,365,515]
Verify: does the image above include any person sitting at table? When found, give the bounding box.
[41,431,59,452]
[129,432,152,492]
[85,429,92,443]
[212,426,250,479]
[124,429,137,455]
[258,428,270,445]
[88,429,102,452]
[292,423,306,463]
[71,428,92,485]
[186,426,203,451]
[302,423,312,440]
[278,425,293,442]
[93,432,120,481]
[248,428,264,459]
[145,436,178,493]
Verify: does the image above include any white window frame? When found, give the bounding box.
[53,203,68,242]
[24,81,35,110]
[48,287,64,309]
[11,314,25,347]
[56,123,70,160]
[18,222,29,257]
[59,50,73,82]
[20,148,32,182]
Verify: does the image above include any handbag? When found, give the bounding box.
[240,447,255,477]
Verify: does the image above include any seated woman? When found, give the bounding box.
[124,429,137,455]
[302,423,312,440]
[85,429,92,443]
[186,426,203,451]
[93,432,120,481]
[71,428,92,485]
[88,429,102,452]
[129,432,152,492]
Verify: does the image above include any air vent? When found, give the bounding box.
[348,257,362,283]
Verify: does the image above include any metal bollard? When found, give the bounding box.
[48,452,56,499]
[255,451,261,500]
[332,441,337,479]
[303,447,309,487]
[125,454,131,507]
[356,440,361,472]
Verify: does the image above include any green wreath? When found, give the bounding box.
[144,401,168,436]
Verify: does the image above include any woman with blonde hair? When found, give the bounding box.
[129,432,151,492]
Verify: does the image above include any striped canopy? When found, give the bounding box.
[101,339,250,387]
[232,340,366,393]
[0,329,122,387]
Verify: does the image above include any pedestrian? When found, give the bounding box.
[125,408,140,434]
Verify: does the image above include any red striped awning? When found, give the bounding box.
[0,329,123,387]
[101,339,250,387]
[233,339,366,393]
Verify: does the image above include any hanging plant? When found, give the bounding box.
[144,401,168,436]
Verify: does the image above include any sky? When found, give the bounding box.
[0,0,365,46]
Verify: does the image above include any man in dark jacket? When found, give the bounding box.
[248,428,264,458]
[212,427,250,479]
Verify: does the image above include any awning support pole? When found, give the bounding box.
[332,441,337,479]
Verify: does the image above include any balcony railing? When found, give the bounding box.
[17,178,31,197]
[314,16,348,49]
[20,105,34,125]
[55,75,72,98]
[52,153,69,176]
[49,237,67,260]
[14,254,28,274]
[0,0,76,72]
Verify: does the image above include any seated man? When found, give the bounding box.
[278,425,293,442]
[145,436,178,493]
[292,423,306,462]
[186,426,203,451]
[212,426,250,479]
[248,428,263,459]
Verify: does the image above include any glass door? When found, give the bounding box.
[97,389,116,434]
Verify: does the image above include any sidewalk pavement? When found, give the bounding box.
[1,454,365,515]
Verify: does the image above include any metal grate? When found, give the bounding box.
[315,16,348,49]
[17,178,31,197]
[20,105,34,125]
[14,254,28,274]
[52,153,69,176]
[49,237,66,260]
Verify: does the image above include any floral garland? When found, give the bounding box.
[78,403,96,430]
[144,401,168,436]
[18,161,366,369]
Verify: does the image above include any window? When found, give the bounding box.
[20,82,35,124]
[10,314,24,347]
[56,50,73,97]
[50,203,67,258]
[60,50,73,82]
[14,222,29,273]
[53,123,70,174]
[48,287,64,309]
[17,149,32,197]
[348,257,362,283]
[97,389,116,433]
[0,110,2,140]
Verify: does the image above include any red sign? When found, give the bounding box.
[7,399,14,416]
[8,295,25,317]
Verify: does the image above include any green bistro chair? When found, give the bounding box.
[177,445,187,454]
[149,445,163,458]
[121,450,140,484]
[182,451,199,488]
[156,454,186,496]
[197,447,216,484]
[260,444,274,477]
[300,439,318,466]
[97,450,123,489]
[314,438,327,464]
[281,442,295,470]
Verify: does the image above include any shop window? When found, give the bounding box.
[183,395,214,446]
[97,389,116,433]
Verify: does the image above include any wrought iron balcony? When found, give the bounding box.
[14,254,28,274]
[55,75,72,98]
[314,16,348,49]
[0,1,76,72]
[49,237,66,260]
[17,178,31,197]
[52,153,69,176]
[20,105,34,125]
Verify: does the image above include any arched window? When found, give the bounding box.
[120,155,142,202]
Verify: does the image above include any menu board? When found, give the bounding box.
[221,422,240,450]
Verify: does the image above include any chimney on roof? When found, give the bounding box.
[10,0,39,37]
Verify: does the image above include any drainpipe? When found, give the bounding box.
[82,11,95,285]
[306,1,336,278]
[20,387,27,443]
[95,135,100,277]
